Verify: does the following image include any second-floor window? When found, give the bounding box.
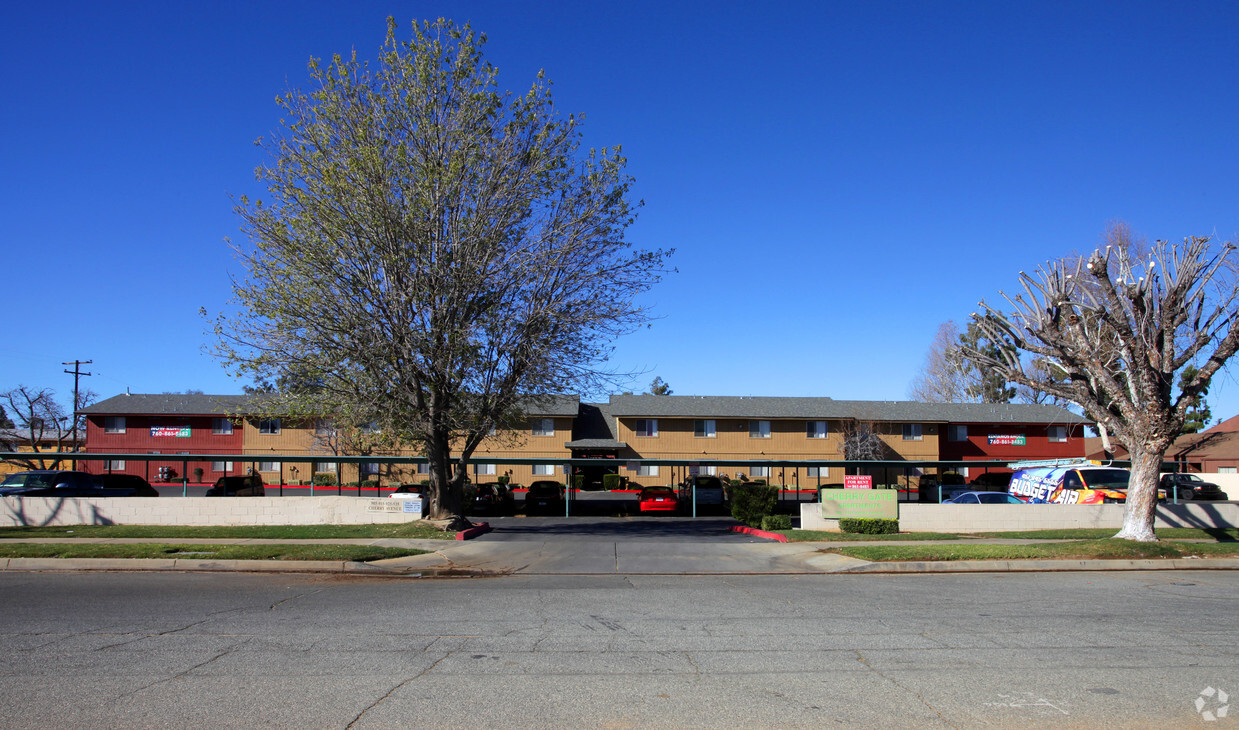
[948,425,968,442]
[1048,425,1068,442]
[635,419,658,437]
[259,418,281,435]
[531,418,554,436]
[694,419,716,438]
[902,423,923,441]
[749,420,771,438]
[104,416,126,434]
[212,418,233,435]
[806,421,828,439]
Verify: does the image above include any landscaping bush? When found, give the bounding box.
[761,514,792,531]
[730,484,779,528]
[839,518,899,535]
[571,475,584,490]
[602,473,626,491]
[361,479,380,492]
[312,474,337,487]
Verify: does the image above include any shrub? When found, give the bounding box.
[361,479,380,492]
[343,481,361,490]
[730,484,779,527]
[839,518,899,535]
[603,473,626,491]
[312,474,337,487]
[761,514,792,531]
[571,475,584,490]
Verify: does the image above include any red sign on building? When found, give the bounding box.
[844,475,873,489]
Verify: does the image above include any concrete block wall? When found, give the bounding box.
[801,501,1239,533]
[0,496,422,527]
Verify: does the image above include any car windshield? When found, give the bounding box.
[977,492,1019,503]
[0,473,54,488]
[1081,469,1130,489]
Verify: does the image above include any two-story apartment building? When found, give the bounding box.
[79,392,1089,490]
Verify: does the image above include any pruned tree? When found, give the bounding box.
[839,419,889,463]
[211,18,670,527]
[963,226,1239,541]
[1,386,95,469]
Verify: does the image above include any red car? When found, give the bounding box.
[638,486,679,513]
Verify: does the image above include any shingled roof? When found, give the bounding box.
[606,394,1089,425]
[81,393,581,417]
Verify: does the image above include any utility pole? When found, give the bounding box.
[63,360,92,469]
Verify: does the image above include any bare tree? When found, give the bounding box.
[838,420,889,462]
[908,321,967,402]
[211,19,670,527]
[963,227,1239,541]
[1,386,95,469]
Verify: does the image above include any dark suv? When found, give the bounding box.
[1159,473,1227,501]
[524,481,565,514]
[205,474,266,497]
[0,470,156,497]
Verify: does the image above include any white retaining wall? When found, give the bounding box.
[801,501,1239,533]
[0,496,422,527]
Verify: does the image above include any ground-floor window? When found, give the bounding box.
[475,463,496,476]
[749,466,770,478]
[637,464,659,477]
[1219,467,1237,474]
[688,465,717,476]
[806,466,828,478]
[533,464,556,476]
[103,459,125,470]
[211,461,233,472]
[258,461,278,473]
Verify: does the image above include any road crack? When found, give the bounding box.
[345,653,449,729]
[854,649,958,728]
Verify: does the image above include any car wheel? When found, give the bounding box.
[1177,489,1193,501]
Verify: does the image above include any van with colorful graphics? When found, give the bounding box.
[1008,462,1130,504]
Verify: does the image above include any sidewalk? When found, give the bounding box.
[1,536,1237,576]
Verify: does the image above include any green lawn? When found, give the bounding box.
[783,530,967,542]
[971,527,1239,541]
[0,543,428,561]
[0,523,455,540]
[826,539,1239,562]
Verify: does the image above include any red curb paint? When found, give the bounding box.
[729,525,789,543]
[456,522,491,540]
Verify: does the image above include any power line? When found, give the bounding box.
[63,360,92,468]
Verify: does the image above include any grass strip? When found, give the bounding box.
[0,523,454,540]
[0,543,428,561]
[825,539,1239,562]
[783,530,966,542]
[971,527,1239,541]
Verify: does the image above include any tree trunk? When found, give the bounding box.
[1114,446,1162,542]
[425,430,463,521]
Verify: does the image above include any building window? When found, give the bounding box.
[258,461,278,472]
[1048,425,1067,443]
[103,459,125,470]
[475,463,496,476]
[104,416,126,434]
[947,425,967,442]
[211,461,233,472]
[749,466,770,478]
[1219,467,1237,474]
[314,462,337,473]
[360,421,380,434]
[533,464,556,476]
[688,465,717,476]
[636,464,659,477]
[694,419,716,438]
[531,418,554,436]
[806,466,828,478]
[314,419,334,436]
[635,419,658,437]
[749,420,771,438]
[211,417,233,435]
[361,462,380,476]
[416,462,430,475]
[259,418,281,435]
[806,421,828,439]
[902,424,923,441]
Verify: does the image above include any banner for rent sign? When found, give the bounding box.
[843,475,872,489]
[150,427,191,437]
[987,434,1026,446]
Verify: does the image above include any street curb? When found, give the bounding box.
[837,558,1239,573]
[0,557,495,578]
[729,526,789,542]
[457,522,491,540]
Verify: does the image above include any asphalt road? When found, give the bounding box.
[1,570,1236,728]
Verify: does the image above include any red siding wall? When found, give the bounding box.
[938,423,1086,463]
[84,415,244,481]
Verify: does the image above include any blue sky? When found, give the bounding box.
[4,1,1239,420]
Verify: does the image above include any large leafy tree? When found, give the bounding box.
[963,227,1239,541]
[908,320,1014,403]
[213,18,670,525]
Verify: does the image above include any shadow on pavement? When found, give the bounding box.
[478,516,747,541]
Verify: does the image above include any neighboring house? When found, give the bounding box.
[76,392,1090,488]
[1084,415,1239,474]
[0,428,85,475]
